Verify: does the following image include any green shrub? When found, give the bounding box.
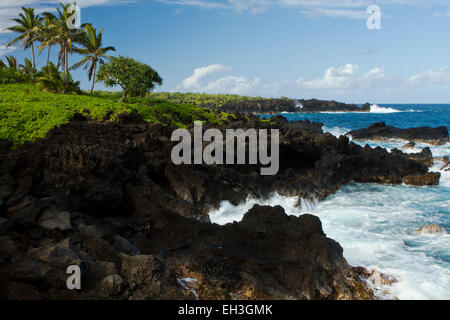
[36,62,81,94]
[0,68,26,84]
[0,84,225,147]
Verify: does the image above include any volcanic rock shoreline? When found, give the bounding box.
[0,113,440,300]
[202,98,371,114]
[347,122,450,146]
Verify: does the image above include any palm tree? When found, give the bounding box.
[38,13,57,66]
[36,61,80,94]
[6,7,42,69]
[19,58,35,82]
[72,25,115,93]
[5,56,18,69]
[40,3,84,88]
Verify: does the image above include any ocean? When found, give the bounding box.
[208,104,450,300]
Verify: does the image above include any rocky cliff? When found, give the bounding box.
[0,114,438,300]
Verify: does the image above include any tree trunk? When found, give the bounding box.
[31,42,36,70]
[63,46,68,94]
[64,45,68,84]
[90,63,97,94]
[47,46,51,66]
[119,90,127,103]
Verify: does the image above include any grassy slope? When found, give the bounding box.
[0,84,231,147]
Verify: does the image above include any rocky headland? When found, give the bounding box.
[347,122,450,146]
[297,100,371,113]
[201,98,370,114]
[0,114,440,300]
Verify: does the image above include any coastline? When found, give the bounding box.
[0,111,445,300]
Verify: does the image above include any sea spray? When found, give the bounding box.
[369,104,401,113]
[208,164,450,299]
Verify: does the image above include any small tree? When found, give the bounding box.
[96,56,163,101]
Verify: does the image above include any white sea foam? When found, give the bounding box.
[208,193,298,225]
[211,117,449,299]
[323,126,351,138]
[369,104,401,113]
[208,138,450,300]
[350,137,450,158]
[177,278,200,300]
[208,180,450,299]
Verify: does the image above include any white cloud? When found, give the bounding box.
[177,62,389,95]
[408,67,450,85]
[299,7,367,19]
[199,75,261,94]
[0,43,16,57]
[176,64,261,94]
[296,63,385,90]
[175,63,450,100]
[154,0,423,17]
[180,64,230,89]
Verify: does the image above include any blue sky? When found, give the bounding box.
[2,0,450,103]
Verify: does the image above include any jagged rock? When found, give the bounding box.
[286,119,324,134]
[0,217,13,236]
[83,261,118,286]
[203,257,240,289]
[297,99,369,113]
[6,196,53,227]
[0,281,42,300]
[96,275,125,297]
[404,172,440,186]
[82,236,118,264]
[415,224,447,234]
[391,147,434,167]
[119,253,185,299]
[0,114,438,300]
[402,142,416,150]
[0,174,14,199]
[367,269,398,286]
[0,236,17,259]
[38,207,71,231]
[38,239,79,267]
[113,235,140,256]
[440,156,450,171]
[347,122,449,145]
[78,223,107,239]
[405,147,434,167]
[9,259,51,282]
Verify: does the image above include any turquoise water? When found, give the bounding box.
[210,104,450,299]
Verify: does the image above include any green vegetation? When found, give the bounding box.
[2,4,147,97]
[147,92,271,108]
[0,4,248,150]
[36,62,80,94]
[0,84,227,147]
[97,56,163,101]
